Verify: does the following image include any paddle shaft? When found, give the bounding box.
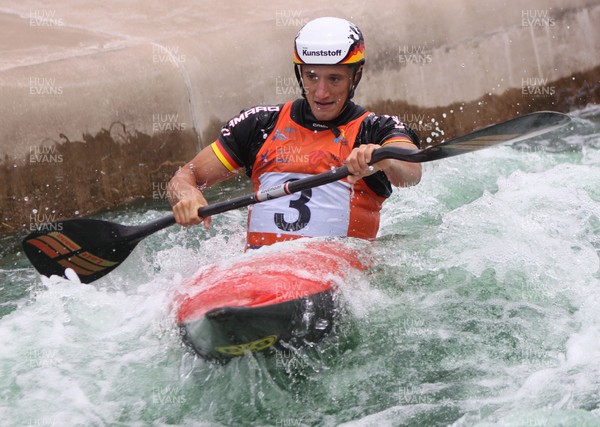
[23,111,571,283]
[104,111,573,242]
[128,158,376,241]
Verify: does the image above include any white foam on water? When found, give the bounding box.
[2,115,600,425]
[430,163,600,283]
[0,275,173,424]
[367,119,600,425]
[0,205,253,425]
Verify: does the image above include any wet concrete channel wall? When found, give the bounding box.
[1,0,599,235]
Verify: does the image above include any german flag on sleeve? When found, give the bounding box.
[211,140,242,172]
[381,136,415,146]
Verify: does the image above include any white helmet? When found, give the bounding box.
[293,17,365,100]
[294,17,365,65]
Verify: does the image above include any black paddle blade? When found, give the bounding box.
[22,218,141,283]
[409,111,571,162]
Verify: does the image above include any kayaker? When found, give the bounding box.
[168,17,422,248]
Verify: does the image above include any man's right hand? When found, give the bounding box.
[172,195,211,229]
[167,143,239,229]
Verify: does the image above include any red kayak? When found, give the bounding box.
[173,239,369,362]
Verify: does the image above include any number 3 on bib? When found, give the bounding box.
[248,172,351,238]
[274,179,312,232]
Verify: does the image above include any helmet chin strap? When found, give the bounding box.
[294,64,306,98]
[348,63,363,100]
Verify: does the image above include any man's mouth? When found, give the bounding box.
[315,100,336,109]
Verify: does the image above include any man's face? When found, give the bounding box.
[300,65,355,122]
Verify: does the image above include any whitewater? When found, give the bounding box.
[1,105,599,426]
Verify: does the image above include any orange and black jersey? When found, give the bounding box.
[211,99,420,198]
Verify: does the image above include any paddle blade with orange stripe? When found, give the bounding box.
[22,216,175,283]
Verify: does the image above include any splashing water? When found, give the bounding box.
[1,107,600,426]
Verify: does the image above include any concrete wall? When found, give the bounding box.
[1,0,599,233]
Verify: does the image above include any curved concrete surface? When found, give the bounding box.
[1,0,599,233]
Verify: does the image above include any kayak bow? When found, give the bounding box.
[174,239,368,361]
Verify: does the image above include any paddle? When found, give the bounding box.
[22,111,570,283]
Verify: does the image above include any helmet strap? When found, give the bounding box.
[294,64,307,99]
[348,63,363,100]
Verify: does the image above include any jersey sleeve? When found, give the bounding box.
[211,105,282,176]
[360,113,421,148]
[356,113,421,197]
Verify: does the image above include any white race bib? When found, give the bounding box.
[249,172,351,237]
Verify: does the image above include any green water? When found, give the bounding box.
[1,108,600,426]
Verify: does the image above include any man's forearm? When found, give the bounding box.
[381,143,422,187]
[167,168,205,206]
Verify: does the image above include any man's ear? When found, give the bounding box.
[353,64,364,87]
